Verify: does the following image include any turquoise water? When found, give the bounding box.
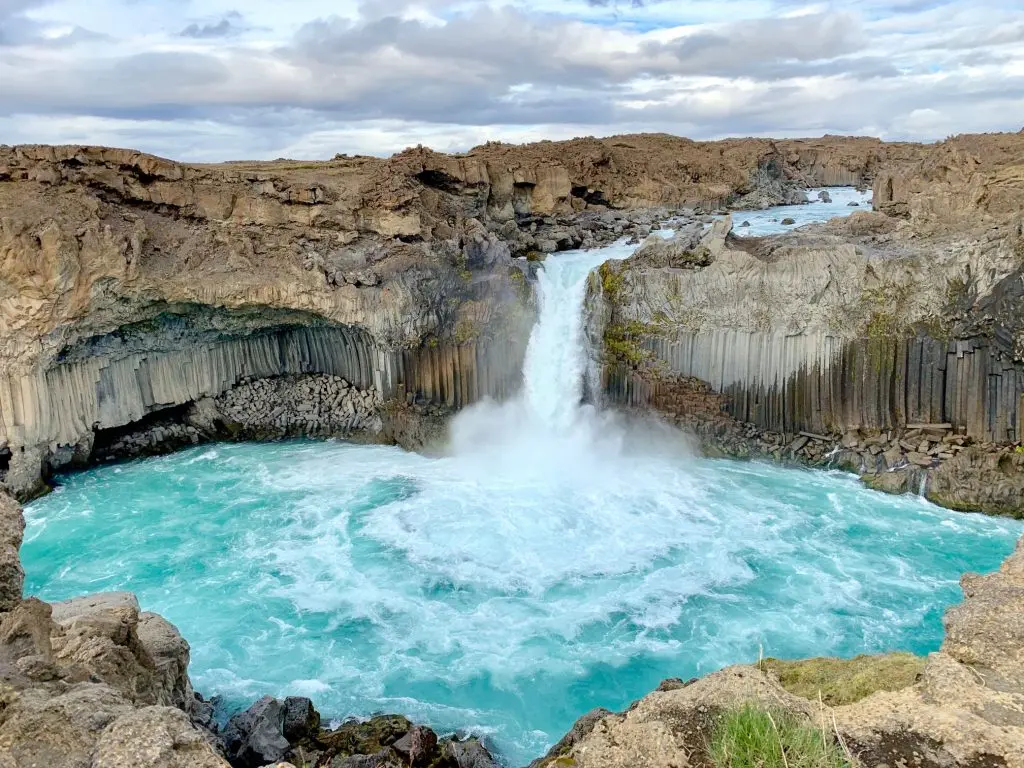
[22,439,1023,765]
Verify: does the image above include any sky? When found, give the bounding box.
[0,0,1022,160]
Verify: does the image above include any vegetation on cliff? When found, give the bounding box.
[710,704,850,768]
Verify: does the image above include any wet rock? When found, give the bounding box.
[862,470,911,495]
[781,217,796,225]
[442,736,500,768]
[818,190,832,203]
[391,725,437,767]
[740,220,751,227]
[848,201,860,206]
[319,715,413,756]
[223,696,289,768]
[282,696,320,743]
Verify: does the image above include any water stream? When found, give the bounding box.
[21,196,1022,766]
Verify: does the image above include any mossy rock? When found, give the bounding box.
[318,714,413,755]
[598,261,625,298]
[761,653,925,706]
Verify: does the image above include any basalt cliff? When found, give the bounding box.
[0,132,950,502]
[590,132,1024,516]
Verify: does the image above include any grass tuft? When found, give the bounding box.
[710,704,850,768]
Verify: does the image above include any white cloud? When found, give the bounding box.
[0,0,1021,159]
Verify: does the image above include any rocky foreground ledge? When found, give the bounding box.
[2,485,1023,767]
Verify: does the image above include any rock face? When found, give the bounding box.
[0,134,929,498]
[590,132,1024,514]
[535,534,1024,768]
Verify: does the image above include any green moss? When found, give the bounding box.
[760,653,925,706]
[526,250,547,262]
[604,320,655,367]
[1016,445,1024,455]
[454,316,480,344]
[710,704,850,768]
[598,261,625,299]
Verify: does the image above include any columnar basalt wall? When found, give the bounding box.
[0,321,528,490]
[604,334,1023,443]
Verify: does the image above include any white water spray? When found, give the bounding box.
[446,240,689,473]
[521,242,636,428]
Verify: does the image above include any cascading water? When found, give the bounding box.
[520,242,634,428]
[21,205,1024,766]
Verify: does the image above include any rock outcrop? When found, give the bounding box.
[534,534,1024,768]
[590,132,1024,514]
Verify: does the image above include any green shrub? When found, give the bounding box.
[710,704,850,768]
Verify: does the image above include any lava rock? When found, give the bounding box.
[391,725,438,767]
[283,696,321,743]
[443,736,500,768]
[224,695,289,768]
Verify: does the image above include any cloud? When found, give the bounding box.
[179,11,244,39]
[0,0,1021,159]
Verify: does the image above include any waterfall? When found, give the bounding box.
[446,240,644,468]
[521,244,632,428]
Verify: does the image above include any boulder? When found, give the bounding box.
[391,725,437,767]
[781,217,796,225]
[862,470,911,495]
[282,695,320,743]
[223,696,290,768]
[630,224,711,269]
[442,737,500,768]
[818,190,832,203]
